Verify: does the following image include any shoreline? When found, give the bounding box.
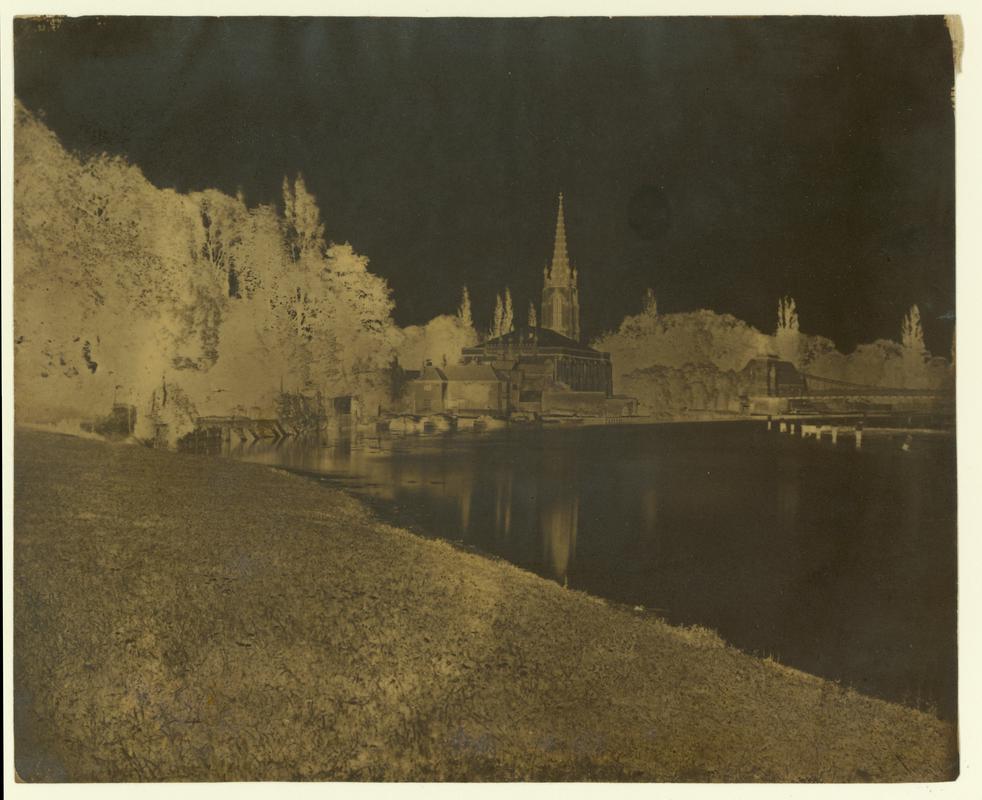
[13,428,958,781]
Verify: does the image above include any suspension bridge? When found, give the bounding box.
[741,356,954,427]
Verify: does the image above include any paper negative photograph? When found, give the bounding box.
[12,15,959,782]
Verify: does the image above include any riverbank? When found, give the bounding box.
[13,429,957,781]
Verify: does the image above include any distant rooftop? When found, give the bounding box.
[417,365,447,382]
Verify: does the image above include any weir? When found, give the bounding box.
[192,416,289,443]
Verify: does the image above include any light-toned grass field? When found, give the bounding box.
[13,429,958,781]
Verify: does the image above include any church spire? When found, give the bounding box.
[548,192,571,284]
[540,192,581,341]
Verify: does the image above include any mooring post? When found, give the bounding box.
[767,415,773,431]
[831,426,838,445]
[855,421,864,449]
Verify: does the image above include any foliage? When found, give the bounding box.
[276,390,327,434]
[13,101,399,429]
[384,356,412,403]
[593,307,771,375]
[621,363,751,417]
[596,301,953,404]
[145,380,199,445]
[395,315,476,374]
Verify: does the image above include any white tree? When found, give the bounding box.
[642,288,657,316]
[457,285,473,330]
[502,287,514,334]
[901,304,928,388]
[777,296,799,334]
[490,293,504,339]
[528,301,538,328]
[901,304,926,353]
[281,174,325,262]
[775,296,800,365]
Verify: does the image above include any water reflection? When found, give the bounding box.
[775,453,801,528]
[458,471,473,534]
[538,457,579,585]
[226,432,586,586]
[494,471,512,543]
[541,493,578,585]
[222,423,957,719]
[640,485,658,538]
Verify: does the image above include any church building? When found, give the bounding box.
[456,194,635,418]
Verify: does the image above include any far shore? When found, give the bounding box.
[14,428,957,781]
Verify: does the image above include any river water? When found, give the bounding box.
[222,421,957,719]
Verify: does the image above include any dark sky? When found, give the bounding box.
[14,16,955,353]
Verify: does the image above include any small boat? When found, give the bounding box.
[541,415,584,426]
[474,415,507,431]
[389,416,423,435]
[422,415,453,433]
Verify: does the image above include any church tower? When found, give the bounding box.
[540,193,581,341]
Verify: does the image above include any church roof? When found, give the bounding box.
[468,326,607,356]
[443,364,501,382]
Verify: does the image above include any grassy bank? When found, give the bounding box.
[13,429,957,781]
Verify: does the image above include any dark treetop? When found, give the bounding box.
[14,16,955,353]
